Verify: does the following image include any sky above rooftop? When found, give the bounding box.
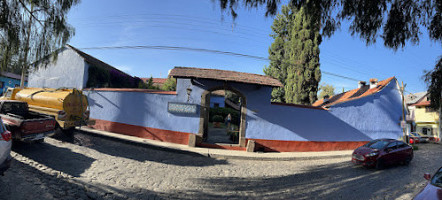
[67,0,441,94]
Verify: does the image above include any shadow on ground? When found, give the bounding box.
[12,141,95,177]
[51,130,228,167]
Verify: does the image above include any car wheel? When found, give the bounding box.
[403,156,412,165]
[376,159,385,170]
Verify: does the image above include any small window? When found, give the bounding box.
[426,107,434,112]
[397,141,407,148]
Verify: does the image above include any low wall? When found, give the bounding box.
[84,78,402,152]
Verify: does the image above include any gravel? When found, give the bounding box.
[0,131,440,200]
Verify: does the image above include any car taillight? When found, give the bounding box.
[58,110,67,120]
[409,138,414,144]
[0,131,12,142]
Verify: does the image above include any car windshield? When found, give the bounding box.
[410,132,419,137]
[364,140,390,149]
[431,168,442,188]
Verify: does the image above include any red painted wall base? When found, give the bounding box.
[249,139,368,152]
[89,119,368,152]
[89,119,191,145]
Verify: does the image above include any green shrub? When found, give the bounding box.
[212,115,224,122]
[209,107,240,125]
[412,145,419,150]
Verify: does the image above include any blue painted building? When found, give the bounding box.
[85,67,404,152]
[0,72,27,95]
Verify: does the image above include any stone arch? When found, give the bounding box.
[197,85,247,147]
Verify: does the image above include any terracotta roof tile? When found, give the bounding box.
[140,78,168,86]
[313,77,396,107]
[169,67,283,87]
[412,100,431,107]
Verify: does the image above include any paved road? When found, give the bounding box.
[0,131,441,200]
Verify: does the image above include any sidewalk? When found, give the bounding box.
[76,127,353,161]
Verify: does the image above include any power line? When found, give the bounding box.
[80,45,269,61]
[79,45,364,82]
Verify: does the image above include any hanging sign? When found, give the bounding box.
[168,102,198,114]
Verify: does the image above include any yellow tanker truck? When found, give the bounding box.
[0,87,92,131]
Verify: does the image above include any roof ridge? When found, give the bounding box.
[313,77,396,107]
[174,66,275,79]
[66,44,132,77]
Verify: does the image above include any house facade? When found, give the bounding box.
[0,72,27,95]
[313,77,405,140]
[28,45,136,89]
[411,95,440,138]
[85,67,405,152]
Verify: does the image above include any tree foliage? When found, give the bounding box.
[0,0,79,86]
[264,5,321,105]
[218,0,442,109]
[424,57,442,110]
[161,77,177,91]
[318,83,335,99]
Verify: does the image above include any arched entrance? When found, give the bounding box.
[198,85,247,147]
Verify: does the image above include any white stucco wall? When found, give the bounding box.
[28,47,87,89]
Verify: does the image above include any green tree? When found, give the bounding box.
[161,77,177,91]
[217,0,442,109]
[318,84,335,99]
[146,77,154,89]
[0,0,80,87]
[264,5,321,105]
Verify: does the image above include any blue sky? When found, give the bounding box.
[67,0,441,94]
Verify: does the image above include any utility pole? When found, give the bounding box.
[439,91,441,143]
[400,81,408,143]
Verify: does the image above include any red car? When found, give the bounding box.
[414,167,442,200]
[352,139,413,169]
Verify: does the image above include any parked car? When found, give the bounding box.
[410,132,430,143]
[0,118,12,175]
[352,139,413,169]
[408,132,422,144]
[414,166,442,200]
[0,100,56,142]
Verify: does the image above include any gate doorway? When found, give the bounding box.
[199,86,247,147]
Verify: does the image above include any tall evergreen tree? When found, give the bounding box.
[265,5,321,105]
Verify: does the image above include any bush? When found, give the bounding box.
[209,107,240,125]
[212,115,224,122]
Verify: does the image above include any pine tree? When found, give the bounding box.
[265,5,321,105]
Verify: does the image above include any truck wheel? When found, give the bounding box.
[35,138,44,143]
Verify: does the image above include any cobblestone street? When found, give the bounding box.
[0,131,441,200]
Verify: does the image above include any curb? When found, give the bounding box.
[75,127,353,161]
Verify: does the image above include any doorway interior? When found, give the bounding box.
[202,88,245,145]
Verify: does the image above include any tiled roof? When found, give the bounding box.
[1,72,27,81]
[169,67,283,87]
[412,100,431,107]
[313,77,396,107]
[141,78,168,86]
[405,92,427,105]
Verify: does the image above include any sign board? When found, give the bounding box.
[168,102,198,114]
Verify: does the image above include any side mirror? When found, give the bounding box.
[424,173,432,181]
